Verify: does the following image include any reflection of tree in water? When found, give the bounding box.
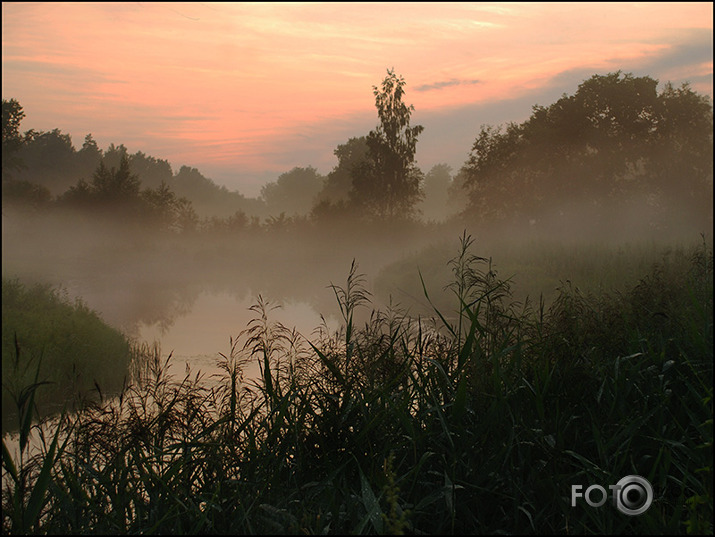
[107,278,201,337]
[81,224,437,342]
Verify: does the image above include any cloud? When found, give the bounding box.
[642,28,713,72]
[414,78,481,92]
[633,28,713,94]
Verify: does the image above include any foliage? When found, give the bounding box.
[350,69,425,220]
[1,98,25,143]
[0,100,262,219]
[141,180,199,233]
[58,155,198,232]
[310,198,358,226]
[1,179,52,210]
[261,166,325,217]
[173,165,265,218]
[1,279,134,434]
[16,129,83,195]
[315,136,370,206]
[419,163,454,222]
[458,71,713,231]
[1,98,26,178]
[4,68,712,232]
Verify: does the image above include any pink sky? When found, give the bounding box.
[2,2,712,197]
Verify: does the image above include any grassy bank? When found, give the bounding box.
[2,236,712,534]
[2,279,135,434]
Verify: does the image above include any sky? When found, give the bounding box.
[2,2,713,198]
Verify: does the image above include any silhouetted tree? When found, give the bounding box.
[60,178,94,209]
[648,81,713,219]
[174,165,264,218]
[202,210,250,235]
[261,166,324,216]
[129,151,174,189]
[60,154,141,216]
[102,143,129,170]
[92,154,141,203]
[311,198,358,226]
[420,163,453,221]
[350,69,424,220]
[447,168,470,217]
[315,136,370,205]
[16,128,80,194]
[458,71,713,230]
[77,134,103,171]
[2,98,26,178]
[1,179,52,208]
[61,157,198,232]
[142,180,198,233]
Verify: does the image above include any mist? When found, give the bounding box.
[2,184,709,358]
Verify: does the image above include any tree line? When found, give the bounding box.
[3,69,712,233]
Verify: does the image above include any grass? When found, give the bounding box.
[2,234,712,534]
[2,279,135,434]
[374,234,709,311]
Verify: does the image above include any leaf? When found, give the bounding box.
[309,342,346,386]
[355,464,383,534]
[453,375,467,420]
[1,438,19,486]
[26,413,70,529]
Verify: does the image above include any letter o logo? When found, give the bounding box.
[584,484,608,507]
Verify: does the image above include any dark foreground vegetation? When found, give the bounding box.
[2,236,712,534]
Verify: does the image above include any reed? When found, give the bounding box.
[2,235,712,534]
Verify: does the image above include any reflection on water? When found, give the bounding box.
[138,290,338,382]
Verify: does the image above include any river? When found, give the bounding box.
[137,289,339,383]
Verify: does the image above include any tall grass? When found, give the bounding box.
[2,235,712,534]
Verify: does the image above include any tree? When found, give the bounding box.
[2,98,24,141]
[129,151,174,189]
[102,143,129,165]
[315,136,370,206]
[420,163,453,221]
[77,134,103,170]
[16,128,79,194]
[61,154,142,213]
[80,133,101,156]
[458,71,713,230]
[91,154,141,204]
[261,166,325,216]
[173,165,263,218]
[458,122,527,222]
[648,82,713,199]
[1,179,52,208]
[350,69,424,220]
[141,180,198,233]
[61,156,198,232]
[2,98,26,178]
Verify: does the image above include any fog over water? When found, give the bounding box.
[3,199,710,383]
[2,206,453,382]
